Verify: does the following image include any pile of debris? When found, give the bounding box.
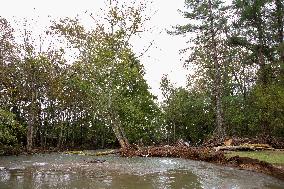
[214,139,274,152]
[121,145,225,163]
[203,136,284,149]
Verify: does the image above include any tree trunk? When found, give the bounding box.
[57,124,63,149]
[41,120,47,148]
[109,111,129,148]
[275,0,284,79]
[27,102,35,152]
[39,110,45,148]
[208,0,225,139]
[275,0,284,62]
[27,117,34,152]
[256,10,270,135]
[107,0,129,148]
[27,83,37,151]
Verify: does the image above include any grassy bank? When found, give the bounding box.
[226,150,284,165]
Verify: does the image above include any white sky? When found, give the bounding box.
[0,0,190,101]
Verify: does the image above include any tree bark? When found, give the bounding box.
[109,111,129,149]
[275,0,284,80]
[27,68,37,152]
[255,8,270,135]
[57,125,63,148]
[27,118,34,151]
[27,94,35,152]
[275,0,284,63]
[208,0,225,139]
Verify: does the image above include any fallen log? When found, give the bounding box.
[95,149,119,156]
[65,149,119,156]
[65,151,85,155]
[214,144,274,152]
[214,145,254,151]
[241,143,274,150]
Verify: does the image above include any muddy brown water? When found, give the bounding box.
[0,152,283,189]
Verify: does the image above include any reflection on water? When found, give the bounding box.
[0,152,283,189]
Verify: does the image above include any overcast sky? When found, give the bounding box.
[1,0,190,101]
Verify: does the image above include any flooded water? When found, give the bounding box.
[0,152,283,189]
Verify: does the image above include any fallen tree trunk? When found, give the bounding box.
[95,149,119,156]
[65,149,119,156]
[108,111,130,149]
[214,144,274,152]
[214,146,254,151]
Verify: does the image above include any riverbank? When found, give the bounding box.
[0,145,25,156]
[1,141,284,181]
[120,145,284,181]
[0,145,91,156]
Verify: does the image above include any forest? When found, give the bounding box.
[0,0,283,155]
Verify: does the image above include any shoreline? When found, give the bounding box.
[1,145,283,181]
[120,145,284,181]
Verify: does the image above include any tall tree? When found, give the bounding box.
[171,0,229,138]
[51,0,154,148]
[230,0,284,134]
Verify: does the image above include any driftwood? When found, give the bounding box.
[214,144,274,152]
[65,149,119,156]
[95,149,119,156]
[214,145,254,151]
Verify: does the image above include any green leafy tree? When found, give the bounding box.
[161,75,214,143]
[0,109,25,146]
[51,0,157,148]
[230,0,284,135]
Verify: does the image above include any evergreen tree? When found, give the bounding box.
[171,0,229,138]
